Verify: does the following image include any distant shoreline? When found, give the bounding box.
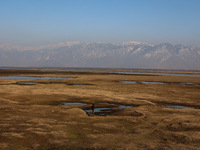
[0,67,200,77]
[0,66,200,72]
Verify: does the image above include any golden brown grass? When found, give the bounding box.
[0,69,200,149]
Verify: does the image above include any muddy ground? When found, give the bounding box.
[0,69,200,150]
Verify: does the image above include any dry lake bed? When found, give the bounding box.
[0,68,200,150]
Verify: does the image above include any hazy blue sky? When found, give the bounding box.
[0,0,200,46]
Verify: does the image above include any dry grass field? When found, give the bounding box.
[0,69,200,150]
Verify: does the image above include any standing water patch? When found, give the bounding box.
[61,102,87,105]
[140,81,166,84]
[165,105,200,109]
[16,82,38,85]
[84,108,112,116]
[62,102,134,116]
[118,105,133,109]
[119,81,199,85]
[0,76,76,80]
[119,81,138,84]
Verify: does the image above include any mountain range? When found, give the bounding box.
[0,41,200,70]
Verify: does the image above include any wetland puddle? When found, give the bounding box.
[61,102,87,105]
[84,108,112,116]
[119,81,199,85]
[165,105,200,109]
[0,76,75,80]
[16,82,87,85]
[62,102,133,116]
[16,82,38,85]
[16,81,55,85]
[118,105,133,109]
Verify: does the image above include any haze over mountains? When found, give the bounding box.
[0,41,200,70]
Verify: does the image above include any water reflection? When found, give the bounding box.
[140,81,166,84]
[16,82,87,85]
[62,102,133,116]
[119,81,138,84]
[84,108,112,116]
[0,76,75,80]
[61,102,87,105]
[118,105,132,109]
[16,82,38,85]
[165,105,200,109]
[119,81,199,85]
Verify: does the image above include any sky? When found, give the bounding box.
[0,0,200,47]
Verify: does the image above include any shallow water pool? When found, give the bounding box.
[62,102,134,116]
[16,82,38,85]
[165,105,200,109]
[0,76,75,80]
[61,102,87,105]
[119,81,199,85]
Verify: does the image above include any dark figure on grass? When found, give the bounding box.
[91,104,95,114]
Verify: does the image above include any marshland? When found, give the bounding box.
[0,68,200,150]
